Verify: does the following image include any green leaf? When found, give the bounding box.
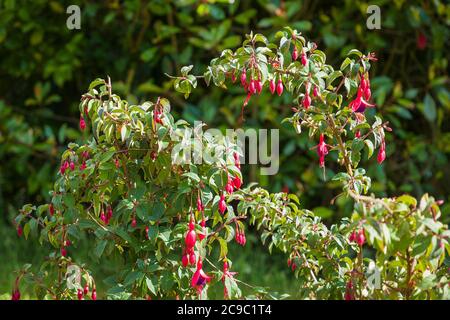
[145,277,157,295]
[347,49,363,57]
[94,240,108,258]
[364,140,374,158]
[121,125,130,142]
[422,94,436,122]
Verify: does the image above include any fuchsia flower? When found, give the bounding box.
[301,50,307,67]
[185,218,197,249]
[255,79,263,94]
[196,196,204,212]
[79,116,86,131]
[269,79,276,94]
[11,288,20,300]
[377,139,386,164]
[17,225,23,237]
[313,86,319,97]
[417,32,427,50]
[302,93,311,109]
[292,47,299,61]
[232,176,242,189]
[225,176,234,194]
[233,152,240,169]
[316,134,329,168]
[349,229,365,246]
[77,288,83,300]
[248,79,256,95]
[240,70,247,87]
[182,253,189,268]
[80,116,86,130]
[276,79,283,96]
[218,194,227,214]
[198,219,206,241]
[153,108,163,124]
[222,261,237,299]
[191,259,212,294]
[91,289,97,300]
[344,281,355,300]
[350,74,375,113]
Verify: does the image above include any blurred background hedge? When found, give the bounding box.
[0,0,449,298]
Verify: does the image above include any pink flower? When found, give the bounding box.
[276,79,283,96]
[316,134,329,168]
[218,194,227,214]
[196,196,204,212]
[292,47,299,61]
[302,93,311,109]
[301,51,307,66]
[417,32,427,50]
[191,259,212,294]
[185,219,197,249]
[269,79,276,94]
[222,261,237,299]
[349,75,375,113]
[79,116,86,131]
[232,176,242,189]
[377,140,386,164]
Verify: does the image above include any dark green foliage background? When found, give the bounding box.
[0,0,448,297]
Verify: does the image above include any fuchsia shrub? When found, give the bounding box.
[13,28,449,300]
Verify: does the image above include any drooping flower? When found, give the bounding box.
[248,79,256,95]
[356,229,366,246]
[77,289,83,300]
[417,32,427,50]
[316,134,329,168]
[350,75,375,113]
[377,139,386,164]
[276,79,283,96]
[196,196,204,212]
[269,79,276,94]
[17,225,23,237]
[83,285,89,295]
[232,176,242,189]
[292,47,299,61]
[233,152,240,169]
[313,86,319,97]
[91,289,97,300]
[191,259,212,294]
[189,250,196,265]
[240,70,247,87]
[185,218,197,249]
[11,288,20,301]
[225,177,234,194]
[302,93,311,109]
[79,116,86,131]
[221,260,237,299]
[218,194,227,214]
[198,219,206,241]
[181,252,189,268]
[301,50,307,66]
[344,281,354,300]
[255,79,262,94]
